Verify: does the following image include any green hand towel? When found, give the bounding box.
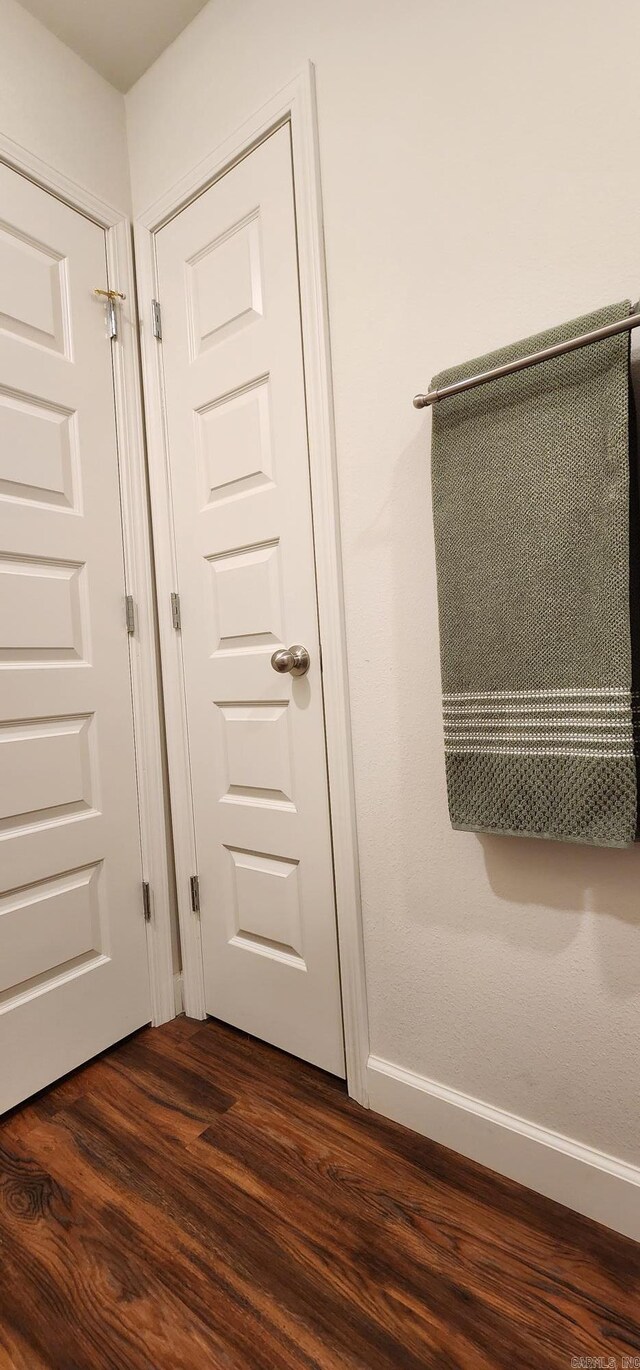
[430,301,640,846]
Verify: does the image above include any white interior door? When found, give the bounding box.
[0,163,151,1112]
[155,124,345,1076]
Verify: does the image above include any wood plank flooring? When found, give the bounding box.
[1,1016,639,1369]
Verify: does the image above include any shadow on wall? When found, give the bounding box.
[480,831,640,919]
[479,834,640,999]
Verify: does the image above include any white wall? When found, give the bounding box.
[126,0,640,1170]
[0,0,130,210]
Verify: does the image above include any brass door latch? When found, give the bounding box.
[94,287,126,339]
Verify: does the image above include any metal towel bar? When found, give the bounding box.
[413,310,640,409]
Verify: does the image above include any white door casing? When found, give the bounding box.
[155,124,345,1075]
[0,162,151,1111]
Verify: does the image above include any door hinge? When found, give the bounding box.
[190,875,200,915]
[171,591,181,630]
[142,881,152,922]
[152,299,162,340]
[125,594,135,636]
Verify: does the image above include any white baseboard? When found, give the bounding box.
[173,973,184,1016]
[367,1055,640,1243]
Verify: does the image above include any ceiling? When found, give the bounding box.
[17,0,209,91]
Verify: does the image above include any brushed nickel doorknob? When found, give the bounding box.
[270,645,310,677]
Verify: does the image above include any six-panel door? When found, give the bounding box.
[0,163,151,1111]
[156,124,345,1075]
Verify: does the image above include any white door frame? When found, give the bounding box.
[134,63,370,1103]
[0,132,176,1027]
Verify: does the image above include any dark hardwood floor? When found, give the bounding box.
[1,1017,639,1369]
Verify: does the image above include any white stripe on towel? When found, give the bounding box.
[444,718,632,730]
[442,687,637,757]
[443,702,631,716]
[444,746,635,758]
[444,733,633,745]
[442,687,634,701]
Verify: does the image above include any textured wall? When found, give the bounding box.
[127,0,640,1163]
[0,0,130,210]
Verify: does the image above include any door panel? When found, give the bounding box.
[0,163,151,1113]
[156,124,345,1075]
